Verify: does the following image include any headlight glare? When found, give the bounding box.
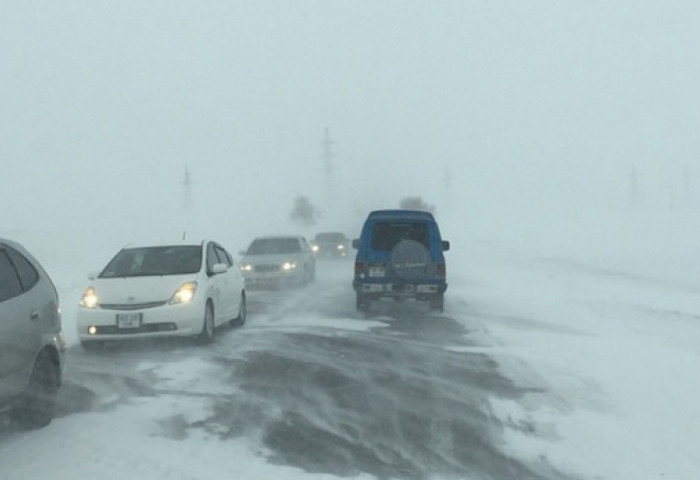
[170,281,197,304]
[79,287,99,308]
[282,261,297,270]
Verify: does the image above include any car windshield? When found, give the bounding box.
[371,222,430,251]
[99,246,202,277]
[315,233,345,243]
[247,238,300,255]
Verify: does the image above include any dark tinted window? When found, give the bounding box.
[0,250,23,302]
[5,246,39,291]
[100,246,202,277]
[206,243,218,272]
[214,245,232,267]
[315,233,346,243]
[371,222,430,251]
[247,238,301,254]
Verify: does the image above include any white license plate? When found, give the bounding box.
[369,266,385,277]
[116,313,141,329]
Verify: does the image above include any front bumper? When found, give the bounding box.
[77,302,204,342]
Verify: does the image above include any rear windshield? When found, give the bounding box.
[247,238,300,255]
[99,246,202,278]
[370,222,430,251]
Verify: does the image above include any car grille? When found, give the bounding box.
[254,264,280,273]
[92,323,177,334]
[100,301,167,310]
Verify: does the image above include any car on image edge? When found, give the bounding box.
[77,239,246,349]
[352,209,449,312]
[0,237,66,429]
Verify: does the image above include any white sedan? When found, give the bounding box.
[77,240,246,349]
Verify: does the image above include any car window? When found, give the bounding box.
[206,242,219,272]
[0,250,23,302]
[371,222,430,251]
[214,245,232,267]
[315,233,346,242]
[247,238,301,254]
[5,246,39,291]
[100,246,202,277]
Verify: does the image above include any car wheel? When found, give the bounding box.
[430,294,445,313]
[10,352,59,430]
[230,292,246,327]
[197,302,215,344]
[356,293,370,312]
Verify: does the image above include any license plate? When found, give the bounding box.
[116,313,141,329]
[368,266,385,277]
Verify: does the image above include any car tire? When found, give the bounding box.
[10,352,59,430]
[430,294,445,313]
[197,302,215,344]
[390,240,430,280]
[230,293,246,327]
[356,293,370,312]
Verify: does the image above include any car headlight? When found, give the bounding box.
[311,245,319,252]
[337,244,345,250]
[79,287,99,308]
[241,264,252,272]
[170,281,197,304]
[282,261,297,270]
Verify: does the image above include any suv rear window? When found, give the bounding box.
[371,222,430,251]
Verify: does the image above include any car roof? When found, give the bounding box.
[121,239,208,249]
[251,235,304,241]
[366,209,436,221]
[0,237,28,252]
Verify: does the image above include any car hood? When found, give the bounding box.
[90,274,198,304]
[241,253,304,265]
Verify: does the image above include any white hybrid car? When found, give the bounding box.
[77,240,246,349]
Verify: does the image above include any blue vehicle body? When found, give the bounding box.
[352,209,449,312]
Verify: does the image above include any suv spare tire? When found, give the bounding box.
[389,240,430,280]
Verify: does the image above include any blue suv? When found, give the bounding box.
[352,209,449,312]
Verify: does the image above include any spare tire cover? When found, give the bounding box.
[389,240,430,280]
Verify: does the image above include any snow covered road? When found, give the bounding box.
[1,239,698,480]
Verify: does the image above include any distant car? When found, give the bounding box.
[310,232,350,258]
[0,237,66,429]
[352,209,449,312]
[77,240,246,349]
[240,235,316,288]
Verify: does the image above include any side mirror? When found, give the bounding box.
[88,271,99,280]
[442,240,450,252]
[211,263,228,275]
[352,239,360,249]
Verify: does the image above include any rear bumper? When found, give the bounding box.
[353,279,447,298]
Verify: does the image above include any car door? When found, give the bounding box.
[0,247,38,402]
[215,243,239,321]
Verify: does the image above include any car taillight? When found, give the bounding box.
[355,262,365,276]
[436,263,446,278]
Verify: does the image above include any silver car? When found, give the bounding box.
[0,237,66,429]
[240,235,316,288]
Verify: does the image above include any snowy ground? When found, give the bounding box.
[1,210,699,480]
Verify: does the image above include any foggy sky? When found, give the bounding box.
[2,1,699,246]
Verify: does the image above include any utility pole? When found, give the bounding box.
[182,165,193,208]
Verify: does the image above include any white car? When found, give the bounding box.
[239,235,316,288]
[77,240,246,349]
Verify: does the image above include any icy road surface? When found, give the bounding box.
[2,244,699,480]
